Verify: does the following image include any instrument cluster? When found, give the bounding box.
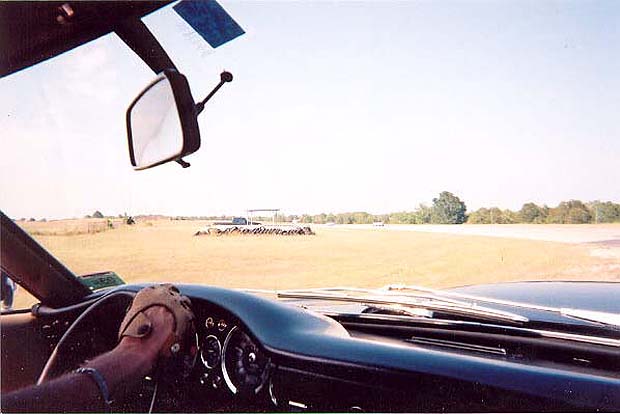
[196,313,270,398]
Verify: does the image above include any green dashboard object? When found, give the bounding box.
[79,271,125,291]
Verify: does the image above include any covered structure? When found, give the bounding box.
[246,209,280,225]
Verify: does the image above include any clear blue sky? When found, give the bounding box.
[1,0,619,219]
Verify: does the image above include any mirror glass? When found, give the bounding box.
[129,75,184,169]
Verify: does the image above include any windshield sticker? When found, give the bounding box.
[79,271,125,291]
[173,0,244,49]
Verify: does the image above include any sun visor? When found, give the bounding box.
[173,0,245,49]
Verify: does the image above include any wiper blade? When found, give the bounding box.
[384,284,620,329]
[560,308,620,328]
[278,288,529,324]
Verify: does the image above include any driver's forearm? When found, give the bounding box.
[2,371,105,413]
[82,340,154,397]
[1,343,153,413]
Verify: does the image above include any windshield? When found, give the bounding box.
[1,1,619,311]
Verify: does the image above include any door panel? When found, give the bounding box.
[1,312,54,392]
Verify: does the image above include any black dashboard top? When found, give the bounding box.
[108,283,620,411]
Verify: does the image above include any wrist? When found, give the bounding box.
[74,367,113,409]
[116,337,159,373]
[83,339,155,396]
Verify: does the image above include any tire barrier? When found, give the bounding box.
[194,225,315,237]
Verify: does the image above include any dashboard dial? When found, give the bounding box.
[222,326,270,395]
[200,335,222,369]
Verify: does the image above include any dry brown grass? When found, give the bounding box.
[18,218,123,236]
[9,219,618,310]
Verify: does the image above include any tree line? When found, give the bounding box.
[467,200,620,224]
[21,194,619,225]
[290,192,620,225]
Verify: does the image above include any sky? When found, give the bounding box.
[1,0,619,220]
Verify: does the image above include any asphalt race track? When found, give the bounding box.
[327,224,620,245]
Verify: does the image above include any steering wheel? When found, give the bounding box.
[37,291,135,385]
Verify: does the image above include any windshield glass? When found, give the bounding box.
[1,1,619,310]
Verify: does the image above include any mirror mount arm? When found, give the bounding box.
[195,71,233,116]
[115,19,177,74]
[176,159,191,168]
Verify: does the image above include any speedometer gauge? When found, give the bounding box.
[200,335,222,369]
[222,326,270,395]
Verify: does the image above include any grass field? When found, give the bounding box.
[11,219,619,309]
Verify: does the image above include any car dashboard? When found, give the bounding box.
[3,283,620,413]
[106,284,619,413]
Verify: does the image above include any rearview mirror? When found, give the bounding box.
[126,69,200,170]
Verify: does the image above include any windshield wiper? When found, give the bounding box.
[383,284,620,329]
[277,287,529,325]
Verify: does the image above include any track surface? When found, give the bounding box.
[327,224,620,245]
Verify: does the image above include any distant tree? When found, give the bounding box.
[519,203,547,223]
[501,209,519,223]
[387,206,432,224]
[351,212,373,224]
[566,202,592,224]
[468,207,517,224]
[40,218,47,222]
[489,207,504,223]
[467,208,490,224]
[413,204,433,224]
[389,212,411,224]
[431,191,467,224]
[588,201,620,223]
[547,203,567,223]
[547,200,591,224]
[490,207,517,224]
[92,211,104,219]
[28,218,35,222]
[376,214,390,224]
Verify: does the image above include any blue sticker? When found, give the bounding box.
[174,0,245,49]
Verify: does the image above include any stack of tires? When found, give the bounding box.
[195,225,315,237]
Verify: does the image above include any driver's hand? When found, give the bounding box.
[119,306,175,362]
[117,284,195,369]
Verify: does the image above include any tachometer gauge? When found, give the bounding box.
[222,326,270,395]
[200,335,222,369]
